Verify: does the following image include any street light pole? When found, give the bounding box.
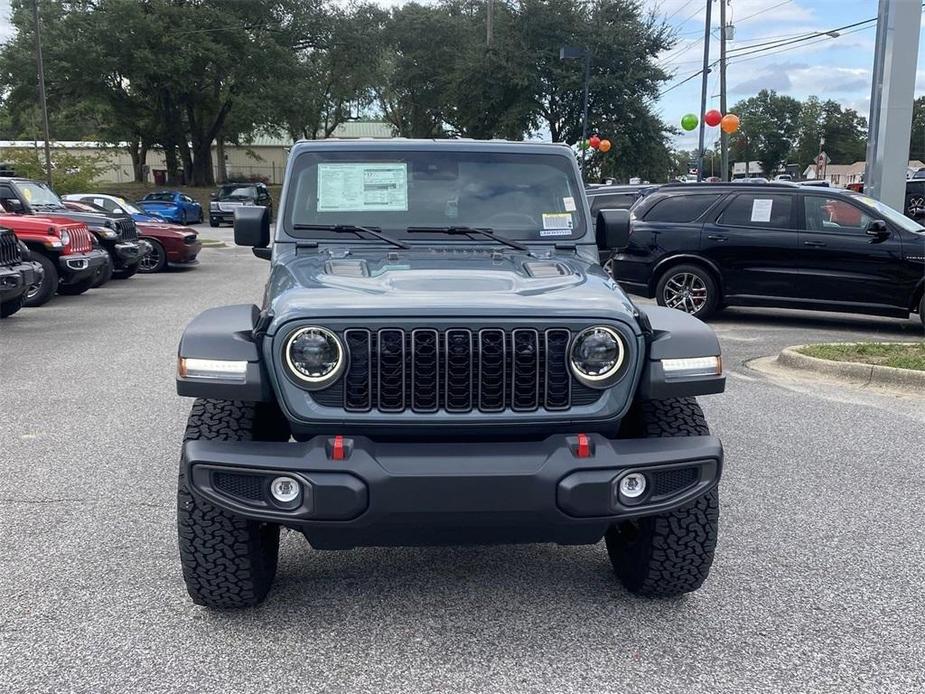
[719,0,729,181]
[696,0,713,182]
[32,0,53,186]
[581,50,591,175]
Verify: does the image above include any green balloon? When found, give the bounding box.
[578,139,590,150]
[681,113,699,131]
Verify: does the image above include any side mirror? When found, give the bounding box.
[209,192,218,199]
[234,204,270,248]
[595,209,631,251]
[866,219,889,239]
[5,198,24,213]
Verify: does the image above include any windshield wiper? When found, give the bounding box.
[405,226,527,251]
[292,224,410,250]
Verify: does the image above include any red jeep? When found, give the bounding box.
[0,213,108,306]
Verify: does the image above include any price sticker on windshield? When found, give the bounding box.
[542,213,573,235]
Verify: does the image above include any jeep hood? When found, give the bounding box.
[266,246,639,332]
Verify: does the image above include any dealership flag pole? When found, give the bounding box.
[32,0,52,186]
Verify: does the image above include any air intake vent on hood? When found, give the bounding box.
[325,259,369,278]
[523,261,570,278]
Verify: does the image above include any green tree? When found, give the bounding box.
[793,96,867,171]
[729,89,802,175]
[909,96,925,163]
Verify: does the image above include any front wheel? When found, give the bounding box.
[92,252,114,288]
[919,293,924,329]
[138,239,166,273]
[606,398,720,597]
[655,264,719,320]
[178,399,290,608]
[57,272,97,296]
[113,264,138,280]
[24,252,58,307]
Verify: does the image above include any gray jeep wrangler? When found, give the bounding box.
[176,140,725,608]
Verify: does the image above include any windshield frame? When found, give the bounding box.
[279,142,593,247]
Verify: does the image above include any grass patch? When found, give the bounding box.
[797,342,925,371]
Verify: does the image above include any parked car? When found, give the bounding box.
[209,181,272,226]
[63,193,167,223]
[62,198,201,274]
[60,200,149,284]
[585,183,660,214]
[610,182,925,325]
[0,227,43,318]
[0,178,143,282]
[174,139,727,608]
[136,191,203,225]
[0,213,106,306]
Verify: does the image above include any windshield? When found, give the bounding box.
[285,149,587,242]
[144,192,176,202]
[15,181,63,208]
[219,185,256,199]
[851,193,925,234]
[114,197,143,215]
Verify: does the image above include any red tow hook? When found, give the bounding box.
[331,435,346,461]
[575,433,592,459]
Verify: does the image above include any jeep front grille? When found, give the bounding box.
[118,219,138,241]
[330,327,596,413]
[0,229,20,265]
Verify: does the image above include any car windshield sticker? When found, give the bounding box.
[542,212,573,230]
[317,163,408,212]
[750,198,773,223]
[22,187,32,202]
[563,196,576,212]
[540,228,573,237]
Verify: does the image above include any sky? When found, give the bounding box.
[1,0,921,151]
[648,0,925,150]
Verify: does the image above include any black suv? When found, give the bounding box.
[175,140,727,608]
[209,181,272,226]
[0,228,43,318]
[610,183,925,325]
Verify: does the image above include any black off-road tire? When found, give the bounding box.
[57,273,97,296]
[0,293,24,318]
[112,263,138,280]
[919,293,924,329]
[177,398,290,608]
[24,252,58,307]
[655,263,720,320]
[606,398,719,597]
[92,252,114,287]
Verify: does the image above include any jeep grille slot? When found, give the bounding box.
[0,230,20,265]
[478,329,506,412]
[511,329,540,411]
[445,329,473,412]
[544,329,572,410]
[377,329,405,412]
[344,329,372,411]
[411,329,439,412]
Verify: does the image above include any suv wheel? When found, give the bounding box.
[24,253,58,307]
[177,398,291,608]
[655,264,719,319]
[57,273,97,296]
[92,252,114,287]
[919,293,925,329]
[606,398,719,597]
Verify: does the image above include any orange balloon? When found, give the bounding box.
[721,114,740,134]
[599,139,611,153]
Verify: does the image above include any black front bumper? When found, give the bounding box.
[57,248,108,283]
[210,211,235,224]
[183,433,722,549]
[0,260,43,301]
[101,239,144,269]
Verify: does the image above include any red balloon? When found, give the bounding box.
[704,109,723,127]
[589,135,601,150]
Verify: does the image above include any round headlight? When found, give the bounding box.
[569,326,625,387]
[59,230,71,245]
[285,326,345,388]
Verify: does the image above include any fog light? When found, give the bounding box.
[619,473,647,499]
[270,476,301,504]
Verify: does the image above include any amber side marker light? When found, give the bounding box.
[178,357,247,381]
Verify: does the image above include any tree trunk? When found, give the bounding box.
[215,139,227,183]
[126,139,142,182]
[190,142,214,187]
[137,143,149,182]
[164,145,181,185]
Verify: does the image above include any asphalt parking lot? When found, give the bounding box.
[1,240,923,694]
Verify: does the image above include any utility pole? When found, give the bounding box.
[696,0,713,182]
[486,0,494,48]
[719,0,729,181]
[32,0,53,186]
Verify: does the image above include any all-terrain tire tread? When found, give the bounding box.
[177,398,281,609]
[606,397,719,597]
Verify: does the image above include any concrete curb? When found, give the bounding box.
[777,344,925,392]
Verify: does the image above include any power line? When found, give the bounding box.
[726,24,875,67]
[725,16,878,57]
[663,0,698,23]
[733,0,793,26]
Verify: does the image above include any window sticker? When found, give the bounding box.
[542,212,573,230]
[750,198,773,223]
[21,187,32,202]
[540,228,573,237]
[317,163,408,212]
[563,196,576,212]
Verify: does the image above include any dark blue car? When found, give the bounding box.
[136,191,203,225]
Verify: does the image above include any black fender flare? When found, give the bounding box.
[636,306,725,400]
[176,304,274,401]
